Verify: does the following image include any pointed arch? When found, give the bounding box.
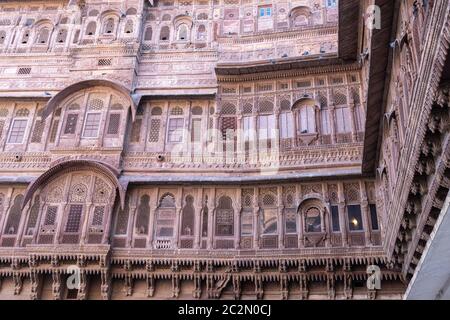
[41,79,141,121]
[22,160,126,210]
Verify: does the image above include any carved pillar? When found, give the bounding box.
[29,270,42,300]
[235,207,241,249]
[127,205,137,247]
[348,101,358,142]
[80,202,93,245]
[194,204,201,249]
[14,201,30,246]
[102,204,113,244]
[29,202,44,241]
[52,271,62,300]
[329,104,337,144]
[338,183,348,246]
[361,197,372,245]
[207,205,214,250]
[278,186,284,249]
[292,110,299,148]
[253,207,260,250]
[100,269,111,300]
[174,205,183,249]
[55,203,69,244]
[297,202,305,248]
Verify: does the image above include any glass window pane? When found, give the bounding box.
[83,113,101,138]
[168,118,184,143]
[331,205,340,232]
[8,119,28,143]
[370,204,379,230]
[348,205,363,231]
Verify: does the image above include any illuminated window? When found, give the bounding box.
[348,205,363,231]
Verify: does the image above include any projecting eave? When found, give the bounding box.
[119,168,363,186]
[338,0,361,61]
[361,0,400,175]
[215,54,339,76]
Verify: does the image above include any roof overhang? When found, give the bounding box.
[362,0,400,175]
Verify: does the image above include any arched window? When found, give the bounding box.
[126,8,137,16]
[0,30,6,45]
[86,21,97,36]
[260,193,277,235]
[154,193,176,248]
[160,26,170,41]
[144,26,153,41]
[37,27,50,44]
[160,193,175,208]
[197,24,206,41]
[298,105,316,133]
[148,107,162,143]
[177,24,188,41]
[181,196,195,236]
[103,18,115,34]
[290,7,311,27]
[305,207,321,232]
[135,195,150,235]
[124,19,134,34]
[215,196,234,236]
[56,29,68,43]
[3,195,24,235]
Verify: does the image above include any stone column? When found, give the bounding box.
[14,202,30,247]
[235,208,241,249]
[147,206,157,248]
[194,204,202,249]
[329,103,337,144]
[253,207,260,249]
[207,205,214,250]
[361,198,372,245]
[127,205,137,247]
[278,186,284,249]
[80,202,93,245]
[298,204,304,248]
[32,200,47,244]
[174,207,182,249]
[55,204,69,244]
[102,204,113,244]
[348,100,358,142]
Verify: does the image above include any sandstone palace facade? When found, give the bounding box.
[0,0,448,300]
